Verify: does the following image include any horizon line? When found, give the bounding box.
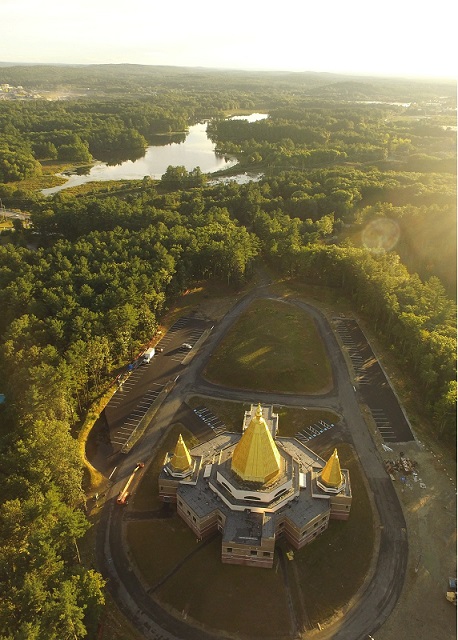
[0,60,455,83]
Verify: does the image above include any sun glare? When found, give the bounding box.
[1,0,456,77]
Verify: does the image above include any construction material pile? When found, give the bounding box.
[384,454,427,488]
[384,455,418,475]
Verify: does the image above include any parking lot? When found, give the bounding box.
[193,405,226,436]
[103,316,212,454]
[295,419,335,444]
[108,383,164,449]
[333,317,415,443]
[155,316,211,363]
[101,311,415,454]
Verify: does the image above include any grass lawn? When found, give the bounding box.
[268,279,355,317]
[275,406,340,438]
[126,517,199,588]
[156,535,293,639]
[282,442,375,625]
[203,298,332,393]
[187,395,250,432]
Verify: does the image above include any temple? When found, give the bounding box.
[159,403,352,568]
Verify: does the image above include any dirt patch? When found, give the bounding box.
[375,440,457,640]
[160,282,246,328]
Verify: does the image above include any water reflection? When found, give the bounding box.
[148,132,187,146]
[42,121,238,195]
[42,115,270,195]
[100,147,146,166]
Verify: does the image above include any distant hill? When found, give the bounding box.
[311,80,378,99]
[0,63,455,100]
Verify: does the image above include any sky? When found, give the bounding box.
[1,0,456,79]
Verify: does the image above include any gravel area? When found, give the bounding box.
[374,440,457,640]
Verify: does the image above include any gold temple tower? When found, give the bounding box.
[231,404,281,483]
[170,434,192,473]
[320,448,343,489]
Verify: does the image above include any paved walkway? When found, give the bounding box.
[94,285,409,640]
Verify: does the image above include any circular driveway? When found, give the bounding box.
[94,287,408,640]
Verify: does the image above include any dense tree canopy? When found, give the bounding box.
[0,65,455,637]
[0,135,41,182]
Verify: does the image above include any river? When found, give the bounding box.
[42,113,268,195]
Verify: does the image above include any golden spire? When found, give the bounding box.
[231,404,281,484]
[320,449,343,488]
[170,434,192,472]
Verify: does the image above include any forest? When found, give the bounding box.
[0,64,456,638]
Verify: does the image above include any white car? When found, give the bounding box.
[181,343,192,350]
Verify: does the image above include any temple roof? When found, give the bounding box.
[231,404,281,484]
[170,434,192,472]
[320,448,343,488]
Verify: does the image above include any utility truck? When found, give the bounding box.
[142,347,155,364]
[117,462,144,505]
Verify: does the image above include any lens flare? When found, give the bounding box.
[362,218,400,253]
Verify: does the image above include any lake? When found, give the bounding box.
[42,113,268,195]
